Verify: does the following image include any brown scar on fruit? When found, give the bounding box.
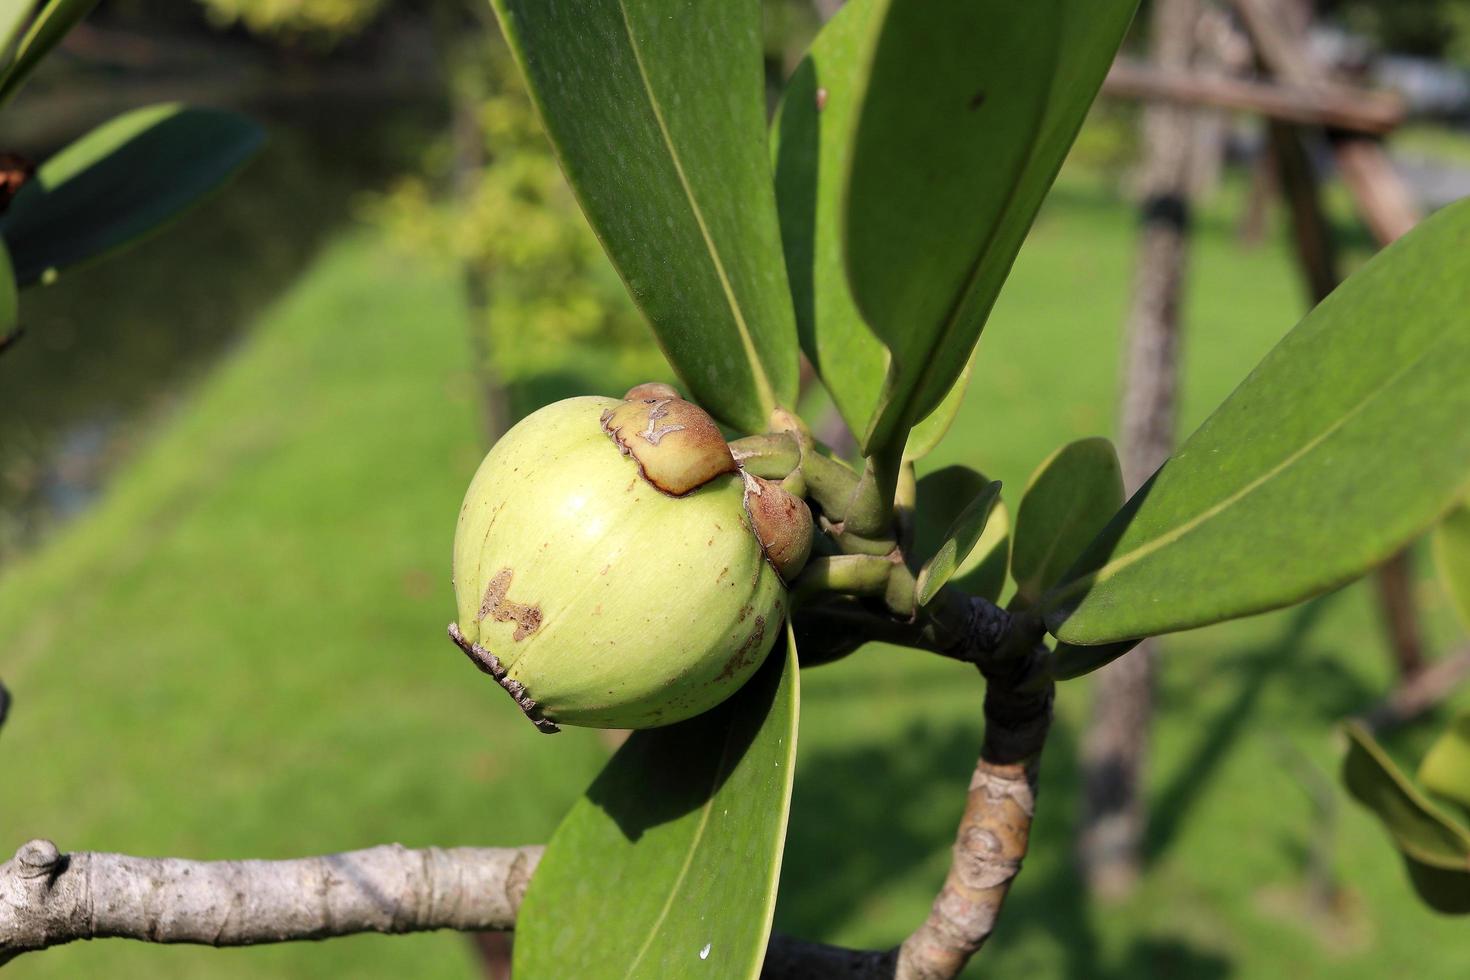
[640,399,685,445]
[600,397,736,496]
[447,622,559,734]
[717,616,766,682]
[479,567,543,642]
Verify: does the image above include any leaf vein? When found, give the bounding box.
[613,0,776,417]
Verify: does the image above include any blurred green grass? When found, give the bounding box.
[2,169,1468,979]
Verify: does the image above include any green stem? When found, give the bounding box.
[728,432,801,479]
[791,554,895,605]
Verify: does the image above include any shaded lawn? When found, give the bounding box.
[2,172,1467,979]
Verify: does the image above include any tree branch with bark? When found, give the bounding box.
[0,598,1052,980]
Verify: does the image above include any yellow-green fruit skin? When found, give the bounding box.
[453,396,786,729]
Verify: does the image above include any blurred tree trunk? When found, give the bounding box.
[451,79,511,446]
[1077,0,1203,901]
[435,0,510,447]
[436,14,513,975]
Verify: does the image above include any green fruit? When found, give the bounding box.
[451,395,788,731]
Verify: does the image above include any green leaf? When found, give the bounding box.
[1050,638,1142,682]
[955,497,1010,604]
[904,355,973,462]
[491,0,798,434]
[771,0,889,448]
[514,628,799,979]
[1,104,264,286]
[913,465,1010,604]
[0,1,35,58]
[1342,722,1470,914]
[916,480,1001,607]
[1420,713,1470,816]
[0,0,101,108]
[1433,503,1470,632]
[1011,438,1124,608]
[843,0,1140,455]
[1044,199,1470,645]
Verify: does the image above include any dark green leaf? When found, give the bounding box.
[913,465,1009,603]
[514,628,799,979]
[1433,503,1470,631]
[0,0,101,108]
[843,0,1140,454]
[492,0,798,434]
[1342,722,1470,914]
[916,480,1001,607]
[1420,713,1470,816]
[955,497,1010,604]
[1046,199,1470,645]
[1011,438,1124,607]
[1050,638,1142,681]
[771,0,889,447]
[1,104,264,286]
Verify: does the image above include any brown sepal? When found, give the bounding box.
[743,473,814,582]
[600,397,736,496]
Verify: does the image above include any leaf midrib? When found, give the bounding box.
[613,0,777,418]
[622,715,742,977]
[1050,332,1451,609]
[870,7,1063,450]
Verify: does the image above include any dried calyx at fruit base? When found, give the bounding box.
[449,384,812,732]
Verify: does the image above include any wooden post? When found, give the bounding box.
[1077,0,1203,902]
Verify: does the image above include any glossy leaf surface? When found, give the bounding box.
[1342,722,1470,914]
[1046,199,1470,644]
[771,0,889,448]
[844,0,1140,453]
[492,0,797,434]
[514,630,799,979]
[1050,638,1142,682]
[1011,438,1124,607]
[914,465,1009,603]
[916,479,1001,607]
[1,104,263,285]
[957,497,1011,604]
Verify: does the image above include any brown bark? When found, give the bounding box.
[1079,0,1201,900]
[896,639,1052,977]
[0,841,540,965]
[449,69,510,446]
[1373,550,1426,679]
[1360,646,1470,732]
